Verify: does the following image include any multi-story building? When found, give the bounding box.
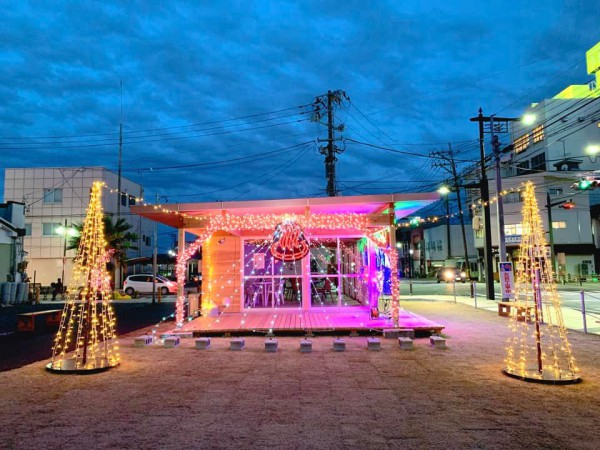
[2,167,154,286]
[470,41,600,280]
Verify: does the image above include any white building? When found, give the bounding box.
[0,201,26,283]
[423,223,477,275]
[2,167,154,286]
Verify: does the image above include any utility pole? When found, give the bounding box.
[445,194,451,259]
[491,116,509,301]
[152,193,158,305]
[448,143,472,281]
[117,81,123,220]
[116,82,124,289]
[470,111,520,300]
[325,91,336,196]
[430,144,471,279]
[470,108,495,300]
[314,90,349,196]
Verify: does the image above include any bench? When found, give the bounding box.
[17,309,62,332]
[38,286,52,301]
[498,302,534,322]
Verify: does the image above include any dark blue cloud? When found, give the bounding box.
[0,0,596,206]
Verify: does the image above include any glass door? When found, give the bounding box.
[309,237,368,307]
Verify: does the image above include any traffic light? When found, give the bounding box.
[559,201,576,209]
[572,179,598,190]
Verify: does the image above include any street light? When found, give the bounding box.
[437,186,452,259]
[522,113,537,126]
[585,144,600,163]
[55,220,78,288]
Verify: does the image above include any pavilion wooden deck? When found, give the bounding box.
[175,307,444,336]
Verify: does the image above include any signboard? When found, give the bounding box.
[270,221,310,261]
[505,235,522,244]
[499,262,514,299]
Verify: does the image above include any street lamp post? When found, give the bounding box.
[55,220,77,289]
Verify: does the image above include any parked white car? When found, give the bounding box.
[123,274,177,296]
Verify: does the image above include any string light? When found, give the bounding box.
[503,182,580,384]
[48,181,120,373]
[396,183,529,228]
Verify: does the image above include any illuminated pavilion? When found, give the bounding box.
[131,192,443,334]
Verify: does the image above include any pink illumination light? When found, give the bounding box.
[174,213,397,327]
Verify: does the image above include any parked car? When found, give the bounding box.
[123,274,177,295]
[436,267,466,283]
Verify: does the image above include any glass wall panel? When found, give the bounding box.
[243,239,302,309]
[243,240,273,277]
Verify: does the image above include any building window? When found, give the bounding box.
[145,236,151,246]
[514,134,530,154]
[129,195,136,206]
[548,188,563,195]
[43,188,63,204]
[505,223,523,235]
[517,161,530,176]
[531,153,546,172]
[121,193,127,207]
[42,223,61,236]
[504,192,523,204]
[532,125,544,143]
[552,221,567,229]
[24,223,32,236]
[436,240,442,251]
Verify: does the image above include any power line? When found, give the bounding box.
[132,141,314,173]
[0,103,313,141]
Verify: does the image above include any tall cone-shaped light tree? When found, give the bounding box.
[47,181,120,373]
[503,182,580,384]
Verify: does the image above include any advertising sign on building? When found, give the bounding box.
[499,262,514,299]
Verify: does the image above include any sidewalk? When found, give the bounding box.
[411,292,600,336]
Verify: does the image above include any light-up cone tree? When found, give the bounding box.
[47,181,120,373]
[503,182,580,384]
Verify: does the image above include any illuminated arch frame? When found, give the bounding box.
[174,213,400,327]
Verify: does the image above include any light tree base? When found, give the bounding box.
[502,368,581,385]
[46,357,119,375]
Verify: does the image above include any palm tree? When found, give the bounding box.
[68,216,139,287]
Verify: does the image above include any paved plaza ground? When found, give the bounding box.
[1,299,599,449]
